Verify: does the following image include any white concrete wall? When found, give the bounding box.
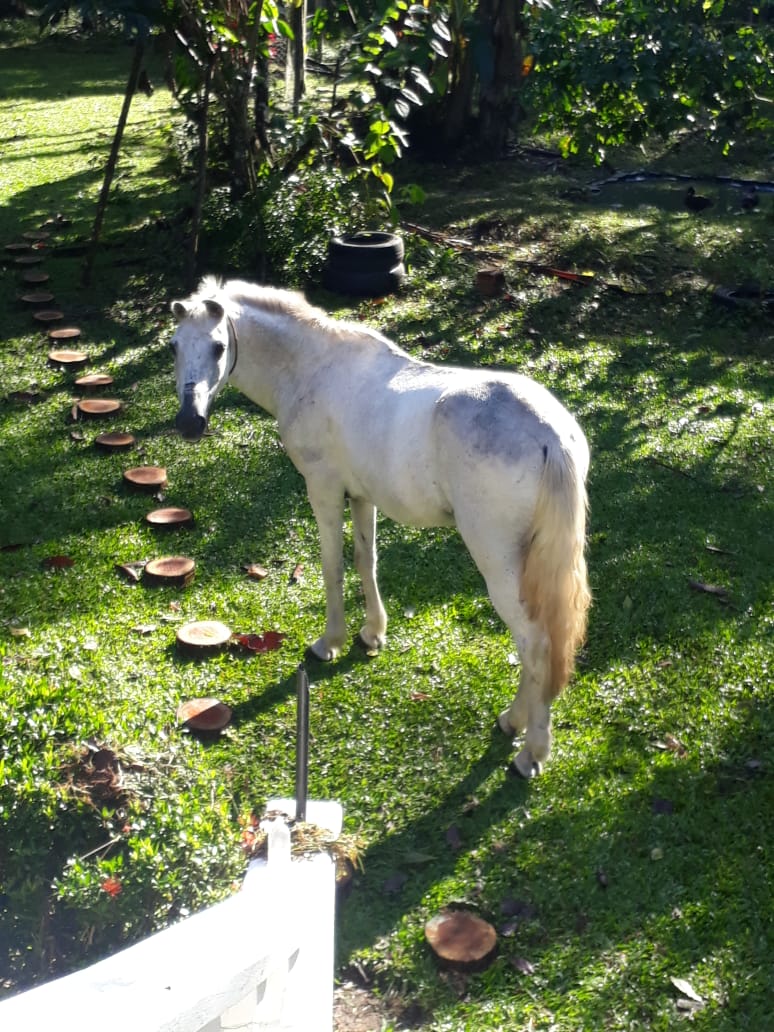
[0,800,342,1032]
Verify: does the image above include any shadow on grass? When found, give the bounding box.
[334,696,772,1025]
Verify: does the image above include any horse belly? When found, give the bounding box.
[358,464,455,528]
[342,404,455,527]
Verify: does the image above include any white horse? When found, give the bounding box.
[169,278,591,777]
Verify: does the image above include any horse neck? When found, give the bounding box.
[228,304,330,417]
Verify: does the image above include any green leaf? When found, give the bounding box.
[369,119,392,136]
[432,18,451,42]
[377,167,395,193]
[394,97,411,119]
[411,68,434,95]
[401,86,422,106]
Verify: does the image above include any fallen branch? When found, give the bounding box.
[646,456,699,481]
[688,579,729,602]
[400,220,643,294]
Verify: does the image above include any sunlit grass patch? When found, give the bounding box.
[1,29,773,1030]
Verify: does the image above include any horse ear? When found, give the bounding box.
[171,300,188,320]
[203,299,224,321]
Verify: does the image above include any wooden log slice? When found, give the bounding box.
[75,373,114,388]
[19,291,55,305]
[145,506,193,528]
[48,349,88,367]
[176,697,233,731]
[33,309,64,323]
[123,465,167,490]
[49,326,81,341]
[23,231,51,241]
[176,621,232,651]
[143,555,195,587]
[5,242,30,253]
[77,398,122,418]
[95,431,135,451]
[22,270,50,284]
[14,254,44,266]
[424,910,498,972]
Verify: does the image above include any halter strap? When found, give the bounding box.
[226,314,239,376]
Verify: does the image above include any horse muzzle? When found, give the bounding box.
[175,398,208,442]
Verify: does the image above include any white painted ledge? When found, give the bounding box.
[0,800,342,1032]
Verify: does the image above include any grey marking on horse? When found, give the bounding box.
[438,381,550,462]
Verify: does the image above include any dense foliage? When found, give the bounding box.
[26,0,774,279]
[526,0,774,161]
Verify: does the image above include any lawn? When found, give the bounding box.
[1,23,772,1031]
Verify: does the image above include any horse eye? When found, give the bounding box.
[213,341,226,360]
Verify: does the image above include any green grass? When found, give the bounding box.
[2,26,773,1029]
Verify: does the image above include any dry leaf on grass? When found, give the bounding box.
[243,563,269,580]
[116,561,147,582]
[510,956,535,975]
[670,976,704,1005]
[42,555,75,569]
[688,578,729,601]
[232,631,287,652]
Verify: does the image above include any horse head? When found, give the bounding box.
[169,294,236,442]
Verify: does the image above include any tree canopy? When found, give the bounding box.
[28,0,774,279]
[525,0,774,161]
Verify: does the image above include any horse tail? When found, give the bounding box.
[520,439,590,702]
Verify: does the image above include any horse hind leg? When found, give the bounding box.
[497,622,553,779]
[350,497,388,650]
[462,541,553,778]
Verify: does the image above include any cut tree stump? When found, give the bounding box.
[176,620,232,653]
[424,909,497,972]
[143,556,195,587]
[123,465,167,490]
[475,267,506,297]
[176,697,233,731]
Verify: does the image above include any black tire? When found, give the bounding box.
[327,232,404,270]
[322,261,406,298]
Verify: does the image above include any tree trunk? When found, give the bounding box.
[224,82,258,200]
[476,0,526,155]
[290,0,306,115]
[186,54,214,289]
[82,40,145,286]
[444,36,476,146]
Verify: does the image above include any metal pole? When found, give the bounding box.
[295,664,309,822]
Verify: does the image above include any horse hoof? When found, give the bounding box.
[509,748,541,779]
[305,640,337,663]
[356,633,382,657]
[497,710,516,736]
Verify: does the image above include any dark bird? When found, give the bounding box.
[138,70,154,98]
[685,186,713,212]
[741,186,759,211]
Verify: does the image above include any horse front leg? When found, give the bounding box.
[350,497,387,651]
[307,489,347,661]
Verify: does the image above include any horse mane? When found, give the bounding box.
[192,276,400,353]
[197,277,317,322]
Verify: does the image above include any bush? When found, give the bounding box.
[198,166,373,285]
